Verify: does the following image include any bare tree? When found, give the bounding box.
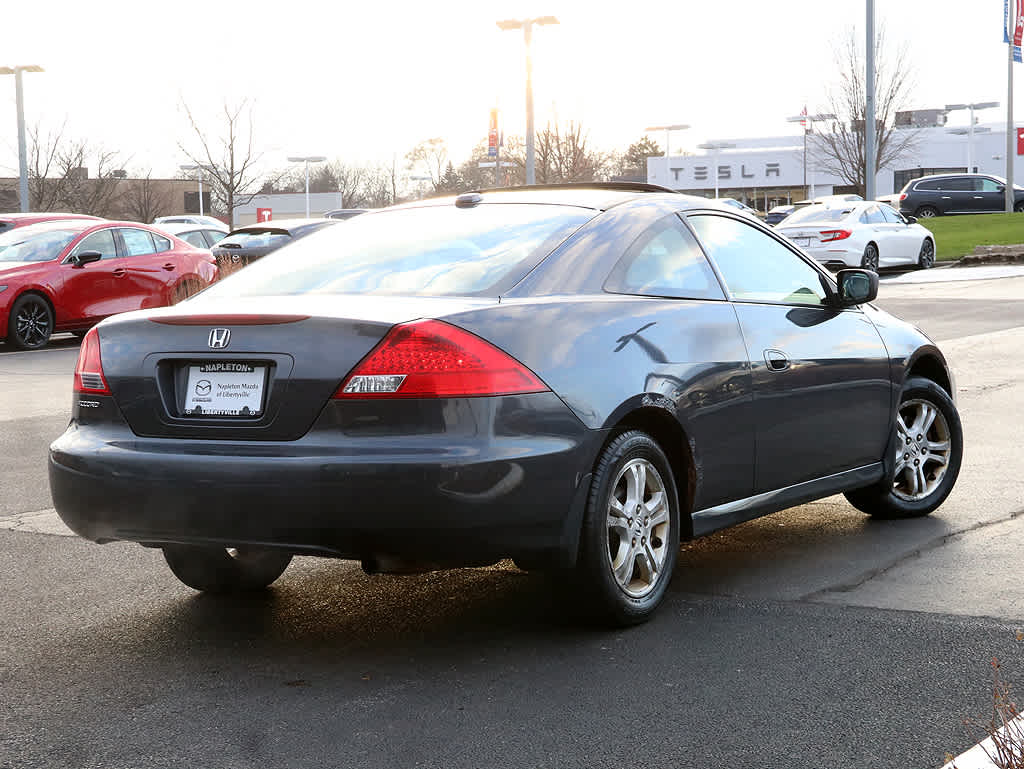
[811,30,919,197]
[528,121,610,184]
[54,140,125,217]
[405,138,449,190]
[180,99,274,226]
[119,170,173,223]
[457,136,527,190]
[27,121,68,212]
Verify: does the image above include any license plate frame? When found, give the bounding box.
[793,236,812,247]
[182,361,267,418]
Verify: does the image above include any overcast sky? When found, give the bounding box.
[0,0,1016,181]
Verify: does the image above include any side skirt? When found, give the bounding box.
[690,463,884,538]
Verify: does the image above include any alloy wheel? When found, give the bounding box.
[606,458,671,598]
[892,398,952,501]
[14,298,52,349]
[862,244,879,272]
[918,240,935,269]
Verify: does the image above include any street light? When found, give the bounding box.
[287,155,327,217]
[0,65,44,213]
[786,111,836,200]
[944,101,1000,173]
[697,141,737,198]
[497,15,559,185]
[179,164,209,217]
[645,124,690,163]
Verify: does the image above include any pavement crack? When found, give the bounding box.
[801,507,1024,601]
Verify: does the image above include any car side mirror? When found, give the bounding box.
[71,250,103,268]
[835,268,878,306]
[905,216,917,224]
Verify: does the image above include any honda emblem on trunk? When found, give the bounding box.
[208,328,231,349]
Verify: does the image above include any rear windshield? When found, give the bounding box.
[202,203,594,298]
[781,206,855,225]
[0,226,82,262]
[216,230,292,250]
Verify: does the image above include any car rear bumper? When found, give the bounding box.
[804,245,860,268]
[49,393,600,568]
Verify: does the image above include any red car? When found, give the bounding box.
[0,212,103,235]
[0,220,218,349]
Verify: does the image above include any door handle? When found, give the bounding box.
[112,267,127,277]
[973,196,984,199]
[162,262,176,271]
[764,349,790,372]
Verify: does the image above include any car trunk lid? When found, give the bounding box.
[97,295,498,440]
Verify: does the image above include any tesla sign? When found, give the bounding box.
[257,208,272,222]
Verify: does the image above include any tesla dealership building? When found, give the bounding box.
[646,118,1024,210]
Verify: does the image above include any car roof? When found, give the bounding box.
[228,218,338,234]
[0,212,101,222]
[153,222,223,235]
[389,182,687,213]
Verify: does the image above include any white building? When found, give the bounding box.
[647,122,1024,210]
[233,192,346,226]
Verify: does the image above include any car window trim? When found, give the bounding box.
[681,209,857,311]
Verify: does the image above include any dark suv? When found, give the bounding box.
[898,173,1024,217]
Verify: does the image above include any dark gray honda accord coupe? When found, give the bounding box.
[49,183,963,625]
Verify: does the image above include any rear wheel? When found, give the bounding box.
[915,206,939,218]
[861,243,879,272]
[573,430,680,626]
[7,293,54,350]
[844,376,962,519]
[917,239,935,269]
[1014,202,1024,213]
[162,545,292,593]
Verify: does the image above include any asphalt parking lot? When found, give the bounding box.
[2,270,1024,769]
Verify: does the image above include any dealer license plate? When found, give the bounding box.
[793,236,812,247]
[183,362,266,417]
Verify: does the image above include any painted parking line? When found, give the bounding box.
[940,713,1024,768]
[0,508,74,536]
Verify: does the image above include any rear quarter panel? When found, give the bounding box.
[447,296,756,511]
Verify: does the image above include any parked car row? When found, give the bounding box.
[0,207,372,349]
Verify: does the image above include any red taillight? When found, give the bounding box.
[820,229,852,242]
[73,327,110,395]
[335,319,548,399]
[899,193,908,201]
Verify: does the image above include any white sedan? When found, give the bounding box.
[776,201,936,271]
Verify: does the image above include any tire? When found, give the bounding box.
[844,376,962,519]
[861,243,879,272]
[1014,202,1024,213]
[162,545,292,593]
[915,206,939,218]
[7,293,54,350]
[917,239,936,270]
[573,430,680,626]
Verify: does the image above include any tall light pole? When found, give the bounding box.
[697,141,736,198]
[865,0,877,201]
[497,16,559,185]
[786,111,836,200]
[0,65,44,213]
[944,102,1000,173]
[179,164,208,217]
[287,155,327,217]
[645,124,690,183]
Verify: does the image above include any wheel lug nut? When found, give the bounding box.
[914,459,919,466]
[905,438,911,445]
[917,434,923,441]
[904,453,909,460]
[642,537,646,545]
[627,517,633,525]
[631,538,636,547]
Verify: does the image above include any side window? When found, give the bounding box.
[73,229,117,260]
[687,214,828,306]
[604,214,724,300]
[978,178,1002,192]
[945,177,973,191]
[180,231,208,248]
[120,228,156,256]
[152,233,172,252]
[864,205,886,224]
[915,180,940,191]
[880,205,903,223]
[203,230,226,247]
